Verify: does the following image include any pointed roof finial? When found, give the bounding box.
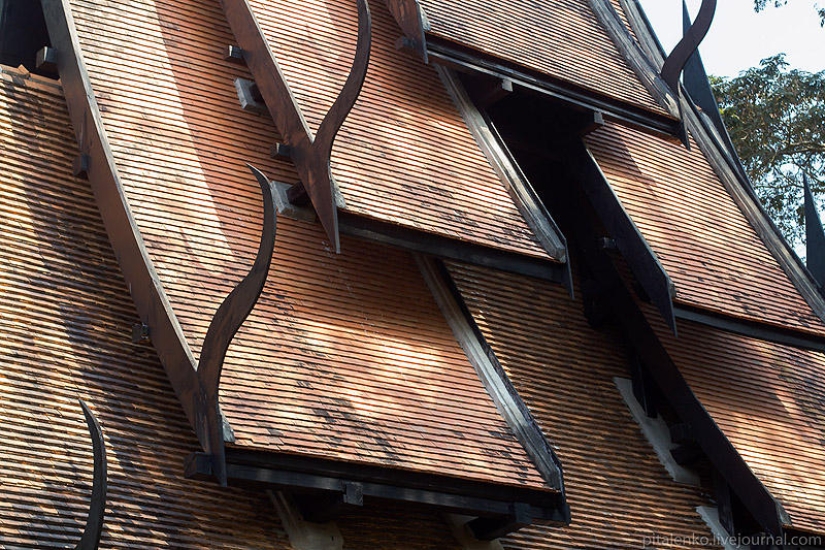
[804,172,825,287]
[661,0,717,95]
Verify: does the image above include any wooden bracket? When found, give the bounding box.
[225,44,245,64]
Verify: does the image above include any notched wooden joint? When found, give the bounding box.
[36,46,58,73]
[225,45,245,64]
[131,322,150,344]
[73,154,91,179]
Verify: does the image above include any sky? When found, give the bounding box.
[636,0,825,77]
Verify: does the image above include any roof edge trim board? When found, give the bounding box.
[384,0,428,62]
[587,0,680,119]
[425,39,681,141]
[568,205,790,535]
[683,98,825,325]
[417,255,570,514]
[436,65,569,266]
[187,449,568,524]
[565,139,677,333]
[218,0,373,254]
[674,306,825,353]
[339,212,567,283]
[619,0,825,324]
[40,0,202,427]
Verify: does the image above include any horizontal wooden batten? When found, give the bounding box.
[425,38,682,140]
[339,212,568,284]
[185,448,569,533]
[675,306,825,353]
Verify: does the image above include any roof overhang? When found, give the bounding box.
[186,448,570,540]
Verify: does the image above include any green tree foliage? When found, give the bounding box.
[753,0,825,27]
[712,55,825,247]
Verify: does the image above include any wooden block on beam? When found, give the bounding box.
[270,142,293,160]
[73,154,91,179]
[234,78,267,114]
[36,46,58,73]
[225,45,245,64]
[287,181,311,207]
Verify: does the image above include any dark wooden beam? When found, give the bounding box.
[561,183,790,536]
[563,140,677,333]
[41,0,204,436]
[219,0,372,253]
[426,38,682,141]
[467,503,532,541]
[293,483,363,523]
[185,449,569,527]
[338,212,567,284]
[674,305,825,353]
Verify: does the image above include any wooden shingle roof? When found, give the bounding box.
[587,122,825,337]
[446,261,721,548]
[50,0,565,510]
[656,318,825,535]
[418,0,667,116]
[0,66,289,549]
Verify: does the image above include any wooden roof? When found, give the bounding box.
[656,318,825,535]
[413,0,670,117]
[587,122,825,337]
[0,66,289,549]
[248,0,553,259]
[56,0,560,498]
[218,218,551,491]
[446,261,721,548]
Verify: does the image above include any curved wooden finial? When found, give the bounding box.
[661,0,716,94]
[316,0,372,159]
[74,399,107,550]
[196,164,277,485]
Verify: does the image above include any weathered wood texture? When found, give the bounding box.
[0,66,289,549]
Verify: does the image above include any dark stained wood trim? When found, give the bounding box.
[565,140,677,333]
[564,187,790,536]
[338,211,567,284]
[425,38,682,141]
[185,448,569,526]
[674,306,825,353]
[40,0,203,432]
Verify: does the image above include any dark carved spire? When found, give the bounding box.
[805,173,825,287]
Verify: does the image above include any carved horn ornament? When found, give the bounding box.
[195,164,278,486]
[74,399,108,550]
[660,0,717,95]
[220,0,372,253]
